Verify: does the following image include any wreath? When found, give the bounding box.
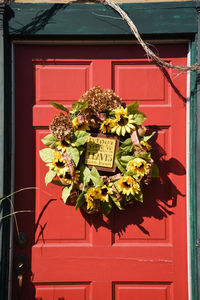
[39,86,159,216]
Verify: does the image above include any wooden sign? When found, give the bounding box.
[85,134,119,172]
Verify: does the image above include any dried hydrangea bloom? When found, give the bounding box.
[49,113,73,140]
[103,88,122,109]
[80,86,122,114]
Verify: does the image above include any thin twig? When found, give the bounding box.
[0,210,33,220]
[101,0,200,72]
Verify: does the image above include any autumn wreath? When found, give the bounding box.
[39,86,159,216]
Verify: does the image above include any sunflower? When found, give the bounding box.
[57,137,71,152]
[140,140,151,151]
[115,176,140,196]
[127,158,149,178]
[59,170,80,185]
[72,117,90,131]
[111,107,135,136]
[100,185,113,202]
[47,151,68,176]
[85,187,101,211]
[100,119,115,134]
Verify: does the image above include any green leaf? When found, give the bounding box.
[90,167,103,186]
[132,111,147,125]
[110,195,124,210]
[134,191,143,203]
[100,201,112,216]
[62,185,73,203]
[72,101,88,113]
[50,102,70,114]
[83,166,91,186]
[66,146,80,166]
[51,180,63,186]
[121,155,134,164]
[142,131,156,142]
[127,101,139,114]
[137,151,151,161]
[39,148,54,163]
[41,134,58,148]
[151,163,159,178]
[79,165,91,186]
[120,138,134,154]
[73,131,90,147]
[75,191,85,210]
[115,156,126,174]
[45,169,56,185]
[115,149,127,174]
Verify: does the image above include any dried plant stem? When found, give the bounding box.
[101,0,200,72]
[0,187,53,235]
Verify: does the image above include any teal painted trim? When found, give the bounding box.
[0,4,4,299]
[0,3,11,300]
[7,2,197,36]
[190,39,199,300]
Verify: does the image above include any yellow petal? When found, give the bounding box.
[116,126,121,136]
[122,126,126,136]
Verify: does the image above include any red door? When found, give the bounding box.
[14,44,188,300]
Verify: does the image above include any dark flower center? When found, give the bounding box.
[123,181,131,188]
[118,115,128,126]
[56,160,65,168]
[61,140,69,146]
[138,163,144,169]
[64,172,72,180]
[101,188,108,195]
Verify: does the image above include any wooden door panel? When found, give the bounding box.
[14,44,187,300]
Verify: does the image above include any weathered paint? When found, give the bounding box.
[7,2,197,36]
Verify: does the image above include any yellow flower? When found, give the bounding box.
[111,107,135,136]
[72,117,90,131]
[59,170,80,185]
[100,119,115,134]
[127,158,149,178]
[47,151,68,176]
[85,187,99,210]
[85,186,111,210]
[140,140,151,151]
[57,137,71,152]
[116,176,140,196]
[100,185,113,202]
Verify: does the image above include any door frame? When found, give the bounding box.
[0,2,198,300]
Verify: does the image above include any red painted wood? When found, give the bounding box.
[14,44,187,300]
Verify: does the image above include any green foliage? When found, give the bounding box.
[115,149,127,174]
[127,101,139,114]
[72,130,90,147]
[66,146,80,166]
[132,111,147,125]
[62,185,73,203]
[90,167,103,186]
[137,151,151,161]
[75,192,85,210]
[134,191,143,203]
[110,195,124,210]
[39,148,54,163]
[45,169,56,185]
[72,101,88,113]
[79,165,91,186]
[41,134,58,148]
[51,180,63,186]
[151,163,159,178]
[100,201,112,216]
[141,131,156,142]
[50,102,70,114]
[120,138,134,154]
